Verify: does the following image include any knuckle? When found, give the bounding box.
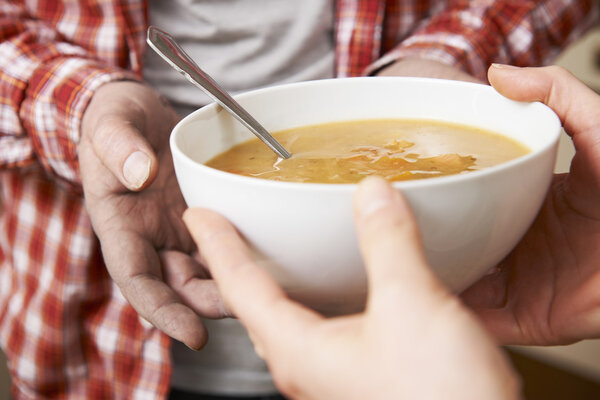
[202,287,229,317]
[91,118,133,152]
[544,65,570,78]
[150,301,185,334]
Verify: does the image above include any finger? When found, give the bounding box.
[468,308,527,345]
[90,108,158,191]
[488,64,600,137]
[376,57,483,83]
[160,250,231,319]
[460,265,510,309]
[353,177,445,306]
[475,306,600,346]
[489,64,600,215]
[183,208,322,356]
[101,231,208,350]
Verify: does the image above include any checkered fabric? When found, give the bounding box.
[0,0,597,398]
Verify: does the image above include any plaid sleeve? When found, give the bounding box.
[367,0,599,80]
[0,3,140,185]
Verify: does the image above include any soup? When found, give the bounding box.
[205,119,529,184]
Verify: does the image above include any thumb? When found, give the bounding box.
[489,64,600,216]
[488,64,600,136]
[86,110,158,191]
[353,177,446,308]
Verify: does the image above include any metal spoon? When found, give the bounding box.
[146,26,291,159]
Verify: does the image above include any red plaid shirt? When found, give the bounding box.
[0,0,597,398]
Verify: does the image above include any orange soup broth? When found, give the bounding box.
[205,119,530,184]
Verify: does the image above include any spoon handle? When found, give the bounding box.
[146,26,291,159]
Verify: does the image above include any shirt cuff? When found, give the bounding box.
[26,57,141,185]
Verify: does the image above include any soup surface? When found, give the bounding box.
[205,119,529,184]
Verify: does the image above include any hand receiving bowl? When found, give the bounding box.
[171,77,560,314]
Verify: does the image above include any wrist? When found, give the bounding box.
[375,57,482,83]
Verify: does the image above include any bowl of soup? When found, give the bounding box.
[171,77,561,314]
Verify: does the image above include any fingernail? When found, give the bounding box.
[356,177,396,218]
[123,151,151,189]
[186,343,202,352]
[491,63,520,70]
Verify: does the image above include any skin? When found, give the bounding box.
[182,177,521,400]
[179,64,600,398]
[77,59,474,350]
[461,65,600,345]
[78,57,600,397]
[79,82,228,350]
[377,57,483,83]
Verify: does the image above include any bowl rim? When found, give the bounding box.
[170,76,562,192]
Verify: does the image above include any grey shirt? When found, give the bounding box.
[143,0,334,395]
[144,0,335,111]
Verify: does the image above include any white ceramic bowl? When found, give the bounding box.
[171,77,561,314]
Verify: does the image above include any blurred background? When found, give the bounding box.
[1,25,599,400]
